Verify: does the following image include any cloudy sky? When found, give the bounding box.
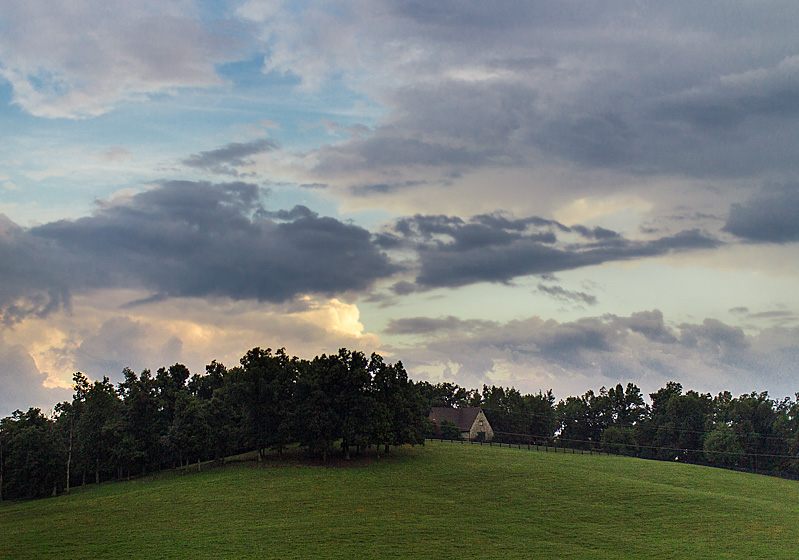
[2,0,799,416]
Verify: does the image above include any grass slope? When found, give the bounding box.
[2,441,798,559]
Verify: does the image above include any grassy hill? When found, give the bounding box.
[2,441,797,559]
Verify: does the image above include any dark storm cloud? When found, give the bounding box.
[533,317,619,365]
[678,319,747,351]
[570,225,620,240]
[182,138,279,175]
[389,281,419,296]
[391,213,719,289]
[536,284,597,307]
[659,56,799,130]
[0,214,72,325]
[314,135,488,175]
[391,310,799,398]
[723,184,799,243]
[393,213,562,249]
[617,310,678,344]
[293,3,799,183]
[350,180,427,197]
[0,181,395,321]
[260,205,319,221]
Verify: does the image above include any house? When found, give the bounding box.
[428,407,494,441]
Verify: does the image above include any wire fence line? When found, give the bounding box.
[427,436,611,456]
[477,404,794,443]
[425,436,799,481]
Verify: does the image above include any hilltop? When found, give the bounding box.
[2,441,796,559]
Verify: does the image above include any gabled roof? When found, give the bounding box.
[429,407,484,432]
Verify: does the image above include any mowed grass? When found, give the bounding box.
[2,441,799,559]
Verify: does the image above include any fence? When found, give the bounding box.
[426,436,609,455]
[426,436,799,480]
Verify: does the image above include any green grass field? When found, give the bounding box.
[2,441,798,559]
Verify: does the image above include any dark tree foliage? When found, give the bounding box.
[74,375,123,484]
[480,385,558,444]
[1,347,431,502]
[557,383,647,452]
[438,420,461,440]
[7,356,799,502]
[1,409,61,500]
[372,355,428,452]
[415,381,478,409]
[117,368,163,477]
[240,348,297,458]
[638,382,712,462]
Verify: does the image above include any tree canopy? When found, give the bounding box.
[0,348,428,501]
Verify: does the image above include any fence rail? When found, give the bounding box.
[425,436,799,480]
[426,436,608,455]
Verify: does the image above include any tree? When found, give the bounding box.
[439,420,461,440]
[416,381,475,409]
[293,354,341,461]
[557,395,595,449]
[117,368,161,477]
[703,424,744,468]
[190,360,247,460]
[601,425,637,455]
[75,375,123,484]
[154,364,191,441]
[372,356,427,453]
[638,382,711,462]
[240,348,297,458]
[163,392,209,470]
[1,409,61,500]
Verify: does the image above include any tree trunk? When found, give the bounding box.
[197,458,201,472]
[95,458,100,485]
[65,423,73,494]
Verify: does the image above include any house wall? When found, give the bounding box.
[468,410,494,441]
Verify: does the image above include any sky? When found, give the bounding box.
[2,0,799,417]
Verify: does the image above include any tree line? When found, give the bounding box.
[421,380,799,476]
[0,348,428,501]
[5,351,799,501]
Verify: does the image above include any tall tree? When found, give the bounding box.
[1,409,61,500]
[75,376,123,484]
[240,347,297,458]
[638,382,712,462]
[373,355,427,453]
[293,354,341,461]
[117,368,161,477]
